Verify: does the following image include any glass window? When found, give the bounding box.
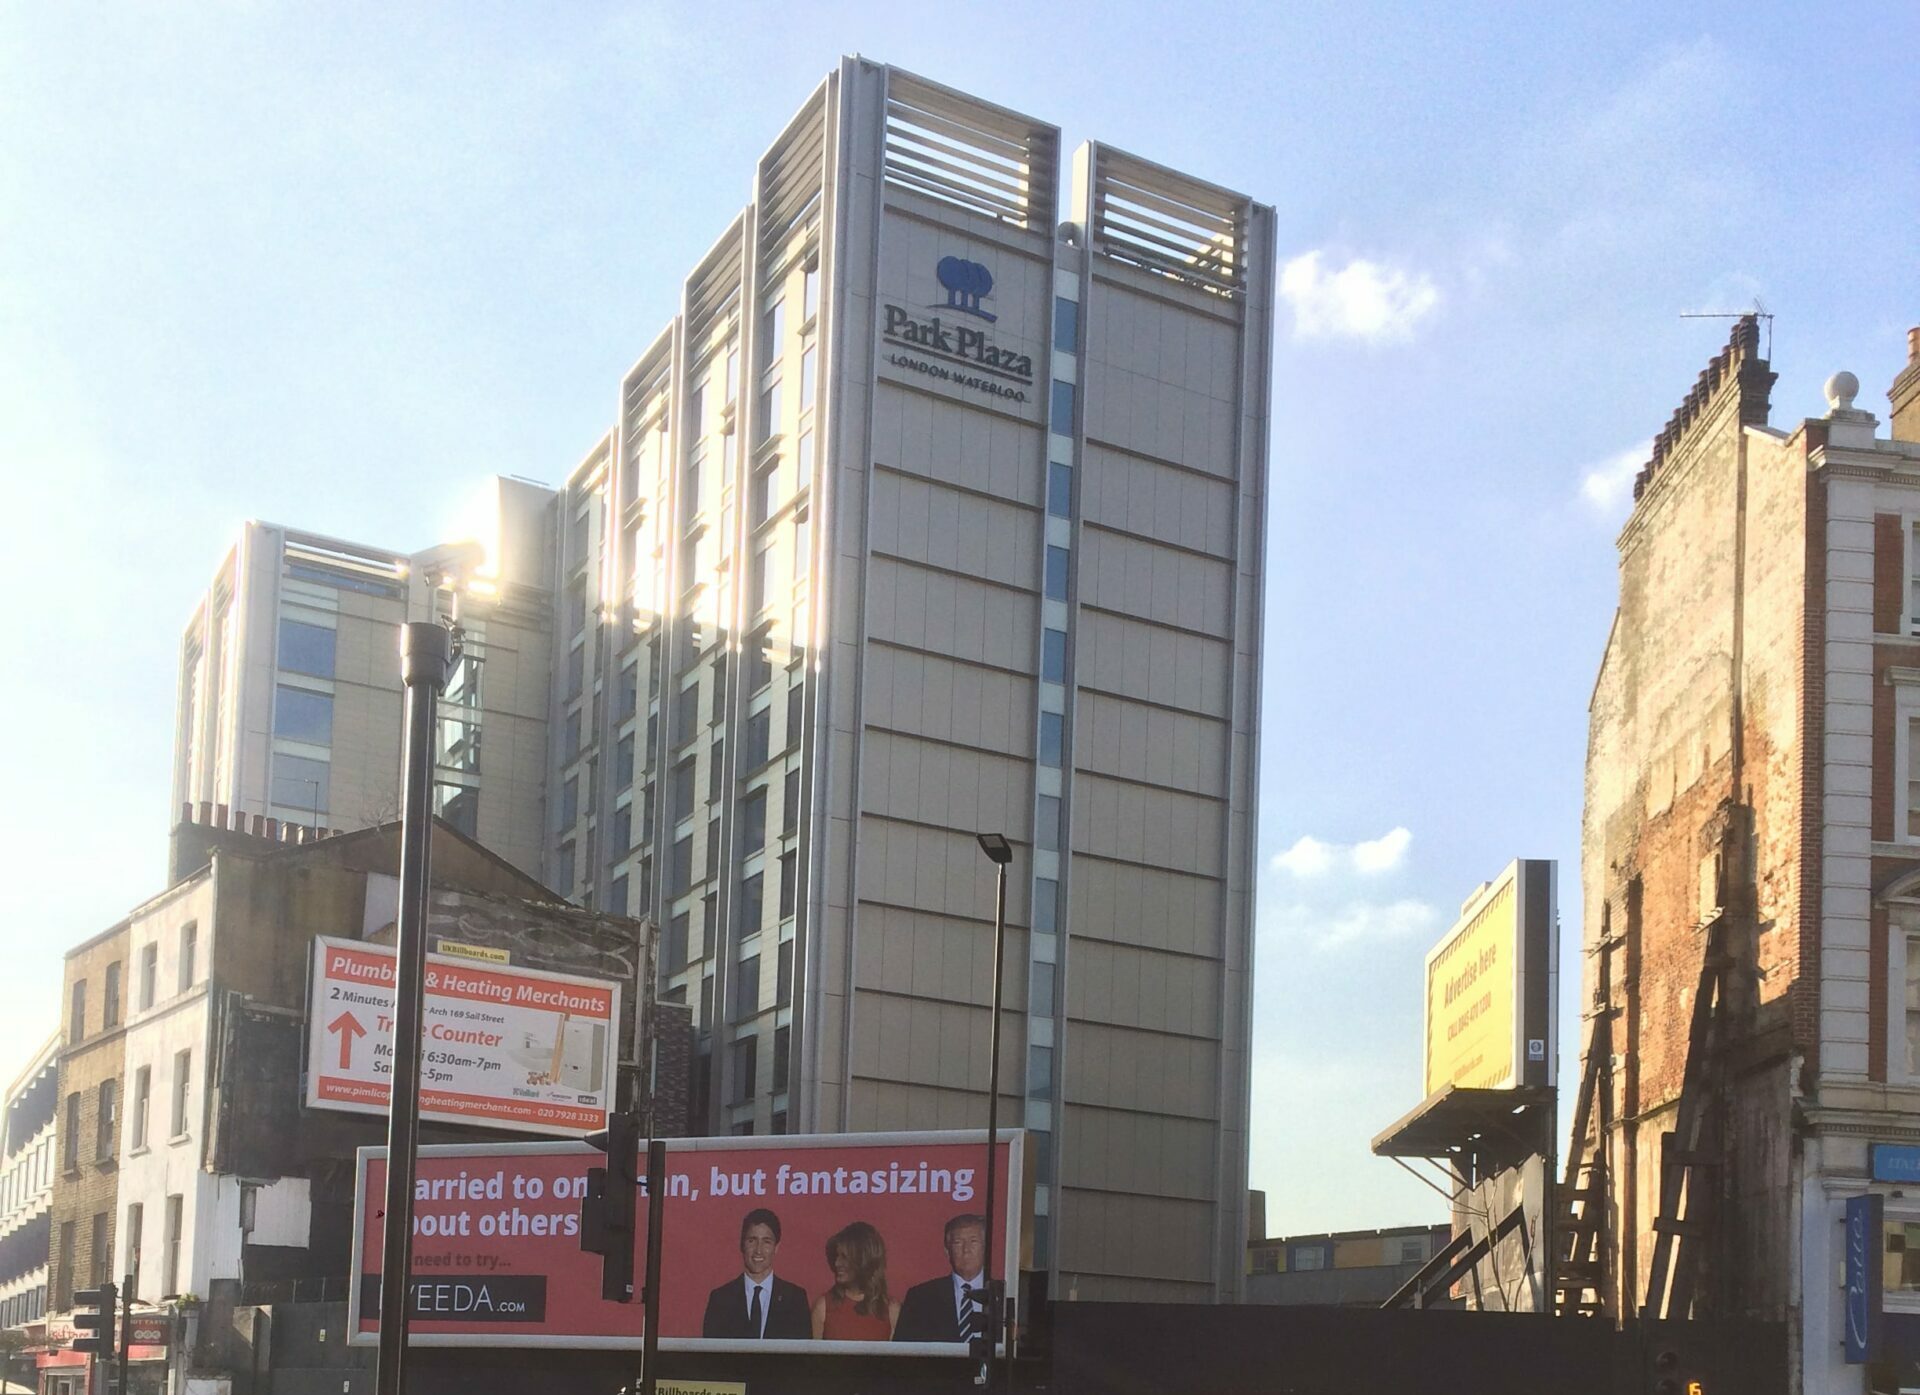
[672,834,693,892]
[612,805,632,854]
[437,783,477,837]
[803,263,820,322]
[677,683,700,743]
[761,299,785,366]
[759,379,782,442]
[1039,712,1064,767]
[725,347,740,404]
[1031,960,1056,1015]
[1909,716,1920,838]
[561,775,580,828]
[1906,934,1920,1076]
[1053,297,1079,354]
[1036,795,1061,852]
[179,924,197,992]
[738,872,764,941]
[272,752,332,817]
[69,982,85,1045]
[686,386,705,440]
[783,768,801,836]
[776,937,794,1005]
[707,814,722,878]
[556,839,576,896]
[799,346,816,412]
[667,912,690,974]
[1042,628,1068,684]
[566,644,585,699]
[779,850,798,921]
[139,944,157,1011]
[708,740,726,803]
[170,1050,191,1138]
[746,709,771,770]
[622,661,640,717]
[95,1081,116,1161]
[793,515,810,583]
[615,735,635,789]
[786,690,804,755]
[277,619,335,678]
[1050,379,1075,431]
[755,462,781,524]
[564,708,583,759]
[741,790,767,854]
[679,759,702,825]
[1033,877,1058,934]
[796,429,815,487]
[773,1024,791,1092]
[274,686,333,744]
[1291,1245,1328,1272]
[131,1068,150,1151]
[731,1034,758,1104]
[733,955,761,1022]
[567,582,588,636]
[1028,1044,1053,1099]
[1044,547,1070,602]
[1047,461,1072,519]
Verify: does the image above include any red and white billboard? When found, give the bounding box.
[307,936,621,1138]
[348,1131,1023,1355]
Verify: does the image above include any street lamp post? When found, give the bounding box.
[975,831,1013,1389]
[373,620,455,1395]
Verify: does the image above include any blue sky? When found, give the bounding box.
[1,2,1915,1234]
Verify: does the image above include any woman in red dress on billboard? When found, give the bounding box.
[811,1221,900,1340]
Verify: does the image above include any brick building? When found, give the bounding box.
[51,923,128,1316]
[1573,320,1920,1393]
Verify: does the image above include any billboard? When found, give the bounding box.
[1422,860,1556,1098]
[307,936,620,1138]
[347,1131,1022,1355]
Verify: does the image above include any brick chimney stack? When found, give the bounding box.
[1890,325,1920,444]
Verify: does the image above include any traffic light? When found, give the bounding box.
[580,1112,639,1303]
[71,1283,117,1357]
[966,1278,998,1363]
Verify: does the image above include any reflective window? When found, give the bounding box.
[272,754,330,816]
[1036,795,1061,852]
[1042,628,1067,684]
[1031,960,1056,1015]
[1044,547,1070,602]
[799,346,816,412]
[1028,1044,1053,1099]
[1053,297,1079,354]
[1033,878,1058,935]
[1039,712,1064,767]
[1047,462,1072,519]
[273,687,333,744]
[803,264,820,322]
[1050,380,1075,431]
[277,619,335,678]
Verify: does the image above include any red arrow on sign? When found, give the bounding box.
[328,1010,368,1070]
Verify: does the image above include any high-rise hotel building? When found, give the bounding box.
[171,59,1273,1301]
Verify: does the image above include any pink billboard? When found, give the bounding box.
[348,1130,1024,1354]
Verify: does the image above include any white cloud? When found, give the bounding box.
[1271,834,1335,877]
[1265,899,1440,953]
[1270,827,1412,877]
[1577,440,1651,520]
[1351,826,1412,874]
[1278,250,1440,344]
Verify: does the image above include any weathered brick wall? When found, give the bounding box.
[1582,321,1796,1319]
[50,926,128,1310]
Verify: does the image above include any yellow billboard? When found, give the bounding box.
[1424,874,1518,1096]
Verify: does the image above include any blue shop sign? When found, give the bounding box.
[1873,1144,1920,1183]
[1847,1193,1885,1364]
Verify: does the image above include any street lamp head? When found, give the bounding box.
[976,832,1013,866]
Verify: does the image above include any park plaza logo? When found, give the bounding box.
[881,256,1033,389]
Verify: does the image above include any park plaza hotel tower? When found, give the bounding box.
[171,58,1274,1302]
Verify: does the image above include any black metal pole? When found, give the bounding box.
[979,856,1008,1387]
[374,621,454,1395]
[116,1274,130,1395]
[640,1138,667,1395]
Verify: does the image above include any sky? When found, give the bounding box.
[1,2,1916,1236]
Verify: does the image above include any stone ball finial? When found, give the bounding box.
[1825,371,1860,412]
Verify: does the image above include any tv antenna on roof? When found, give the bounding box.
[1680,304,1774,359]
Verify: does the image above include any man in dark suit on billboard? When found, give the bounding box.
[703,1208,811,1340]
[893,1213,987,1343]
